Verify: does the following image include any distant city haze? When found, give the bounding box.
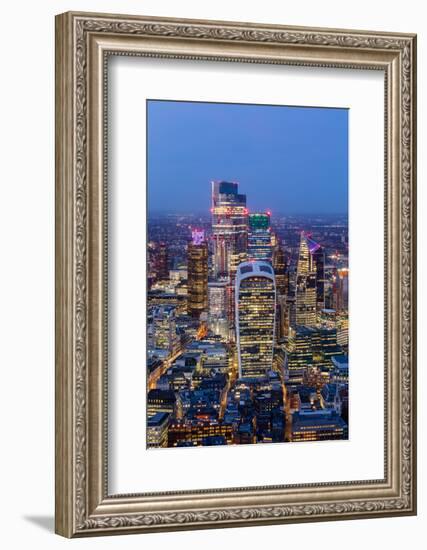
[147,100,348,215]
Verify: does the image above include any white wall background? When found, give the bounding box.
[0,1,424,548]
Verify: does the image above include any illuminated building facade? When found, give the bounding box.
[285,326,313,384]
[147,389,178,418]
[272,238,287,296]
[148,291,187,315]
[235,261,276,378]
[152,305,180,353]
[147,412,170,448]
[247,212,272,261]
[290,410,348,441]
[295,233,317,326]
[208,280,227,317]
[207,280,229,339]
[187,229,208,318]
[211,181,248,277]
[311,326,340,369]
[307,237,326,311]
[275,294,287,342]
[155,242,169,280]
[331,355,349,384]
[337,316,349,350]
[147,175,348,448]
[168,419,233,446]
[335,268,349,312]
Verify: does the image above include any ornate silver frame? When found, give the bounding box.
[55,11,417,537]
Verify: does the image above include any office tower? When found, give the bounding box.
[211,181,248,278]
[307,237,326,311]
[275,294,287,342]
[285,325,313,384]
[147,412,170,448]
[152,305,179,353]
[337,316,349,350]
[235,261,276,378]
[207,279,229,338]
[272,238,287,296]
[335,268,349,312]
[168,419,233,446]
[208,280,227,317]
[283,295,295,336]
[311,326,341,369]
[187,229,208,318]
[331,355,349,384]
[147,389,178,418]
[295,233,317,326]
[156,242,169,280]
[147,241,157,287]
[247,212,272,261]
[148,290,187,315]
[324,279,335,310]
[290,410,348,442]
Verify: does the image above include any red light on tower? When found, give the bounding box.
[266,210,271,216]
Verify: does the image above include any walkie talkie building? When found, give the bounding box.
[235,261,276,378]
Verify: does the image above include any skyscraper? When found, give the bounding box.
[207,280,229,340]
[307,237,326,311]
[295,233,317,326]
[335,268,349,312]
[208,280,227,317]
[337,316,349,350]
[156,242,169,280]
[152,305,180,353]
[187,229,208,318]
[285,326,313,384]
[211,181,248,278]
[311,326,341,369]
[272,238,287,296]
[247,212,272,261]
[235,261,276,378]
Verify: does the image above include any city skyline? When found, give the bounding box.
[147,100,348,215]
[146,101,349,449]
[147,181,349,448]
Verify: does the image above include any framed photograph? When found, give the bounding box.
[55,11,417,537]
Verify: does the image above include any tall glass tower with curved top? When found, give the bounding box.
[295,233,317,326]
[235,261,276,378]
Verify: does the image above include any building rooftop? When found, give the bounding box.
[292,410,347,429]
[237,260,275,280]
[147,412,170,427]
[147,389,176,403]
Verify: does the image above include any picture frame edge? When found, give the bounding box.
[54,11,417,538]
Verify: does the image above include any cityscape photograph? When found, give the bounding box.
[146,100,349,449]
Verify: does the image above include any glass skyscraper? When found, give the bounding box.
[152,305,179,352]
[211,181,248,278]
[335,267,349,312]
[306,237,326,312]
[295,233,317,326]
[272,238,287,296]
[235,260,276,378]
[286,325,314,384]
[247,212,272,261]
[187,229,208,318]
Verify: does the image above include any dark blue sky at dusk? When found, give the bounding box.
[147,100,348,215]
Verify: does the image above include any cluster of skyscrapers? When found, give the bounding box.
[146,181,349,448]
